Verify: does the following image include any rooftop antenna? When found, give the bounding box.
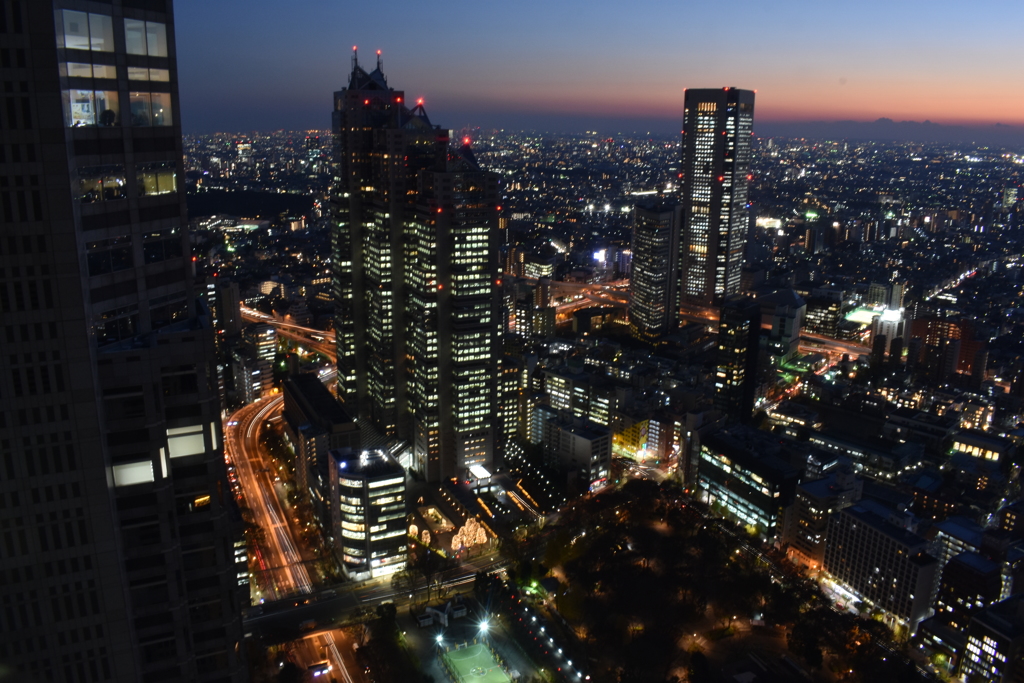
[376,49,382,72]
[351,45,358,71]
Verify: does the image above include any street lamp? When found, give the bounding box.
[436,635,443,645]
[479,621,489,633]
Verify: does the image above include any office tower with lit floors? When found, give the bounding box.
[330,49,446,431]
[0,2,247,682]
[406,143,500,481]
[679,88,754,306]
[628,201,681,343]
[331,51,500,482]
[713,294,761,422]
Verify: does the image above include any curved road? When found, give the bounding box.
[226,396,313,598]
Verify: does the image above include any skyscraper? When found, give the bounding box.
[679,88,755,307]
[713,294,761,421]
[0,2,247,681]
[330,49,438,424]
[628,202,681,343]
[331,52,500,482]
[406,146,501,481]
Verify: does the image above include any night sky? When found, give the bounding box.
[175,0,1024,138]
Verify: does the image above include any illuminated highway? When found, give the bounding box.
[240,306,338,360]
[226,396,314,598]
[227,390,363,680]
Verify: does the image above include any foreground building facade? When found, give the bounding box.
[0,1,247,681]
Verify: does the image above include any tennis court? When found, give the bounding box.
[441,643,510,683]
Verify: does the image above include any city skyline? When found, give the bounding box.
[176,0,1024,139]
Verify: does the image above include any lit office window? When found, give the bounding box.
[60,62,117,79]
[136,162,176,196]
[129,92,172,126]
[128,67,170,82]
[62,89,119,127]
[124,19,168,57]
[57,11,114,52]
[77,165,126,202]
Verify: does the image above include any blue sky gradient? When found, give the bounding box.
[174,0,1024,137]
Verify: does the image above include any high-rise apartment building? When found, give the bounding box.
[0,2,247,681]
[628,202,680,343]
[331,53,500,482]
[679,88,754,306]
[713,294,761,421]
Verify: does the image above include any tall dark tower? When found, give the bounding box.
[331,52,500,481]
[0,2,247,681]
[330,48,445,434]
[679,88,755,307]
[714,295,762,421]
[628,202,681,343]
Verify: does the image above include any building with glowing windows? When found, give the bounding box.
[406,146,501,481]
[628,202,681,343]
[0,2,247,681]
[697,428,799,539]
[331,54,500,482]
[330,50,443,430]
[679,88,755,306]
[713,294,761,421]
[823,503,939,632]
[328,449,407,580]
[960,594,1024,683]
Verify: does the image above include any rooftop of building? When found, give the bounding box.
[951,429,1015,452]
[946,551,1000,575]
[283,373,354,426]
[970,594,1024,641]
[933,516,985,547]
[842,503,928,549]
[329,448,404,479]
[634,199,681,214]
[755,288,806,311]
[1000,498,1024,514]
[799,470,858,500]
[909,471,944,494]
[702,428,801,481]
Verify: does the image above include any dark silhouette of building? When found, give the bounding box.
[713,295,761,421]
[679,88,755,305]
[934,552,1005,632]
[282,374,360,523]
[628,202,681,343]
[0,2,247,681]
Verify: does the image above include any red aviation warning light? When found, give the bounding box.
[463,137,471,145]
[417,98,424,105]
